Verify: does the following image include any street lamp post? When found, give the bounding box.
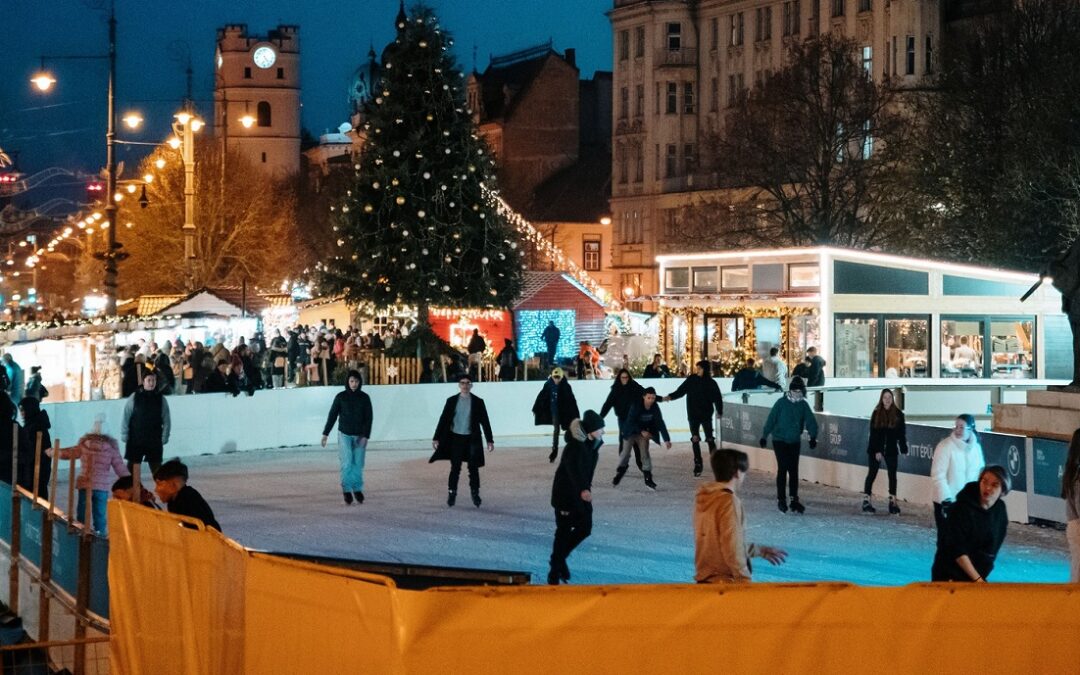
[171,111,203,292]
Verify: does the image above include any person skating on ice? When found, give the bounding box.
[321,369,374,505]
[759,376,818,514]
[929,414,983,541]
[862,388,908,515]
[548,410,605,585]
[613,387,670,490]
[430,375,494,507]
[931,465,1009,582]
[600,368,645,470]
[663,359,724,477]
[531,367,579,463]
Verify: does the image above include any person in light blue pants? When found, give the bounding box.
[321,370,373,505]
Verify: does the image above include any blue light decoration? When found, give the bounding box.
[515,309,576,361]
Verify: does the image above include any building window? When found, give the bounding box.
[665,144,677,177]
[925,35,934,74]
[683,82,695,114]
[619,87,629,119]
[858,0,871,11]
[832,0,844,18]
[618,148,629,184]
[783,1,801,36]
[693,267,718,292]
[834,316,880,377]
[619,30,629,61]
[244,66,252,79]
[788,263,820,289]
[885,317,929,378]
[583,238,601,271]
[892,36,897,76]
[684,143,696,174]
[711,17,719,49]
[861,119,874,158]
[261,151,267,163]
[661,208,682,239]
[666,82,678,114]
[257,100,272,127]
[730,13,745,46]
[721,266,749,290]
[861,45,872,78]
[665,267,690,292]
[634,146,644,182]
[655,83,661,115]
[276,67,284,79]
[635,84,644,118]
[756,7,772,41]
[635,26,646,57]
[667,22,682,50]
[905,35,915,75]
[710,77,719,112]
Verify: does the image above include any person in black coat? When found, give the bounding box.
[154,459,221,532]
[120,347,140,397]
[731,358,782,392]
[600,368,646,470]
[532,367,580,463]
[862,388,908,514]
[17,396,51,497]
[806,347,826,387]
[202,360,240,396]
[614,388,671,490]
[548,410,605,585]
[321,370,374,505]
[122,370,171,476]
[497,339,519,382]
[642,354,671,378]
[542,320,561,370]
[664,359,724,477]
[0,392,17,486]
[931,466,1009,582]
[430,375,494,507]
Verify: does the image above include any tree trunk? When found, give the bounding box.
[415,300,431,360]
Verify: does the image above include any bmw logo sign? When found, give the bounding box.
[1007,445,1021,477]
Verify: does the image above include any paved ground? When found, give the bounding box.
[145,439,1072,586]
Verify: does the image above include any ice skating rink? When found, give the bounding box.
[168,441,1071,585]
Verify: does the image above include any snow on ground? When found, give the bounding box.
[160,441,1070,586]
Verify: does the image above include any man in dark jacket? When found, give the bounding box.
[151,343,174,394]
[430,375,494,507]
[732,359,782,392]
[614,387,671,490]
[664,359,725,477]
[642,354,672,378]
[532,367,580,463]
[122,370,170,476]
[548,410,605,585]
[154,459,221,532]
[931,466,1009,582]
[542,320,561,370]
[17,396,51,497]
[321,370,374,505]
[201,360,240,396]
[497,338,519,382]
[806,347,826,387]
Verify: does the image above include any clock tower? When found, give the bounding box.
[214,24,301,176]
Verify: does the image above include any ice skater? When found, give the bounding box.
[929,414,983,540]
[931,465,1009,582]
[600,368,645,469]
[663,359,724,477]
[321,369,374,505]
[532,367,579,463]
[431,375,494,507]
[613,387,670,490]
[695,449,787,583]
[122,369,170,477]
[862,388,908,515]
[548,410,605,585]
[759,376,818,514]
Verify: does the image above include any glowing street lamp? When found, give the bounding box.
[154,158,166,170]
[239,114,255,129]
[167,136,181,149]
[122,112,143,129]
[30,71,56,91]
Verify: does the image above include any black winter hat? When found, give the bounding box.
[581,410,605,434]
[788,376,807,394]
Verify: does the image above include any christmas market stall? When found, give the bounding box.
[653,247,1070,380]
[513,271,607,363]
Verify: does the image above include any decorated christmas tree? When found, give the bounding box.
[316,3,524,353]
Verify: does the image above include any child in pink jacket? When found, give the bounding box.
[51,414,129,534]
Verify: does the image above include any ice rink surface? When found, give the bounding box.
[174,440,1071,586]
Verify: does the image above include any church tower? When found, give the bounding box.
[213,24,301,176]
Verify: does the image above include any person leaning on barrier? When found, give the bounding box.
[931,465,1009,582]
[51,414,129,535]
[111,475,159,509]
[17,396,51,498]
[153,459,221,532]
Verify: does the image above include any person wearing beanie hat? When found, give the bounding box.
[532,367,580,463]
[549,410,605,584]
[321,369,374,505]
[663,359,725,477]
[760,376,818,513]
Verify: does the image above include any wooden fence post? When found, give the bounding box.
[9,422,20,615]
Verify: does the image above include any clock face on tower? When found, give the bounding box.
[253,46,277,69]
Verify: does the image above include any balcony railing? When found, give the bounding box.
[655,47,698,66]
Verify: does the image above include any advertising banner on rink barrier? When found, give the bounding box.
[108,501,1080,674]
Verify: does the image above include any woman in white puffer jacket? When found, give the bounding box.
[930,414,984,538]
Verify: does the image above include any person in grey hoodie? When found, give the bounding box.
[321,369,374,505]
[760,376,818,514]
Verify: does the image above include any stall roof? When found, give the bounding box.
[514,271,606,309]
[151,287,292,318]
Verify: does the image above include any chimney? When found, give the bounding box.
[564,48,576,68]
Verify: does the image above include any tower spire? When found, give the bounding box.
[396,0,407,31]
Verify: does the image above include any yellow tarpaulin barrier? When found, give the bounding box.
[108,501,1080,674]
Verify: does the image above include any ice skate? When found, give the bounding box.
[693,457,703,478]
[644,471,657,490]
[343,491,354,505]
[862,496,876,514]
[789,496,805,514]
[888,496,901,515]
[471,489,482,507]
[447,489,456,507]
[354,491,364,505]
[777,498,788,513]
[613,467,627,486]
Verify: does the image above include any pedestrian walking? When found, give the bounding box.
[321,370,374,505]
[695,449,788,583]
[50,414,129,534]
[862,388,908,515]
[931,465,1009,582]
[613,387,671,490]
[1062,428,1080,582]
[548,410,605,585]
[430,375,494,507]
[929,414,984,539]
[154,459,221,531]
[663,360,724,477]
[542,320,560,370]
[121,370,171,476]
[532,367,580,463]
[759,376,819,514]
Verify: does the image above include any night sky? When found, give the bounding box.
[0,0,612,206]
